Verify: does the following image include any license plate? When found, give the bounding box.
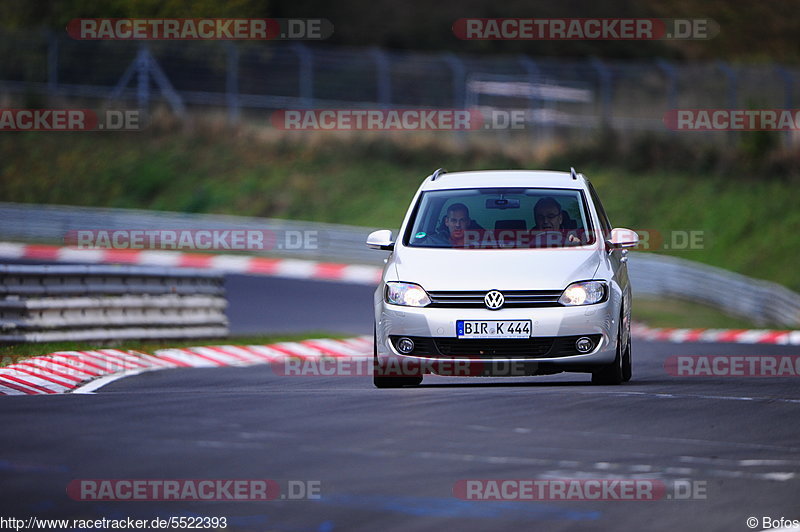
[456,320,531,339]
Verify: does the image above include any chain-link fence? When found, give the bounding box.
[1,29,799,144]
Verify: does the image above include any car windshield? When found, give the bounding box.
[405,187,595,249]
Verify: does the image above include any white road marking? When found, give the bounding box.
[210,255,252,272]
[0,242,25,258]
[71,367,158,394]
[295,444,799,483]
[137,250,183,266]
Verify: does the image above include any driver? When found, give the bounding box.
[416,203,477,247]
[443,203,472,246]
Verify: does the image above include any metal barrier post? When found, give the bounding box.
[46,30,58,97]
[518,55,546,141]
[442,53,466,144]
[292,43,314,109]
[370,47,391,109]
[657,59,678,136]
[775,65,794,146]
[590,57,613,129]
[136,45,150,116]
[716,61,738,145]
[226,42,240,124]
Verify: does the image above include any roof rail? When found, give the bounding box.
[570,167,578,180]
[431,168,448,181]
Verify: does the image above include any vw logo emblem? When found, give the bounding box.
[484,290,504,310]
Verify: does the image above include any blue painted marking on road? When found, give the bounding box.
[0,459,69,473]
[29,500,55,512]
[318,494,600,521]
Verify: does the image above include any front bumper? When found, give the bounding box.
[376,300,618,373]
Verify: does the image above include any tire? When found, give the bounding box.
[622,333,632,382]
[591,316,626,385]
[373,373,423,388]
[373,325,423,388]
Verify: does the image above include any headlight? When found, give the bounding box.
[558,281,607,306]
[385,282,431,307]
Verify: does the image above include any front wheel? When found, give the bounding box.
[373,372,423,388]
[622,334,632,382]
[591,318,628,385]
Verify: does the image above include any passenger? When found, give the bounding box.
[532,197,583,245]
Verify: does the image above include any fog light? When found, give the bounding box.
[397,337,415,354]
[575,337,594,353]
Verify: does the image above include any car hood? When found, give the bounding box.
[392,246,602,291]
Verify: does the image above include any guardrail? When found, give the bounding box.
[2,202,799,328]
[0,264,228,343]
[628,253,800,328]
[0,202,379,265]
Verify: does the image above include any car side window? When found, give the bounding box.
[587,182,612,238]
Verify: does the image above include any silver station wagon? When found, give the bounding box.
[367,168,639,388]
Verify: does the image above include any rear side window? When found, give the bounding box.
[587,182,612,239]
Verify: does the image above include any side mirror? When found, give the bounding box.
[607,228,639,249]
[366,229,395,251]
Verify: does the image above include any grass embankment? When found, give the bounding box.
[0,123,796,333]
[1,127,796,290]
[632,298,781,329]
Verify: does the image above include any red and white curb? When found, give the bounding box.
[0,242,382,284]
[3,325,799,395]
[0,336,372,396]
[632,323,800,345]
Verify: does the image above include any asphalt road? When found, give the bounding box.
[2,274,800,531]
[225,274,374,336]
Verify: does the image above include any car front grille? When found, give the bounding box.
[389,334,602,359]
[427,290,563,308]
